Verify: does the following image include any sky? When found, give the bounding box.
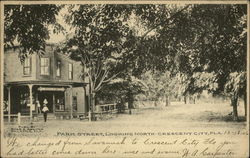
[47,6,75,44]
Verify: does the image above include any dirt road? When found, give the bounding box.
[4,101,247,137]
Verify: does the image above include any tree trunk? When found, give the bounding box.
[128,91,133,115]
[92,93,96,111]
[189,96,195,104]
[231,94,239,121]
[244,93,247,117]
[154,100,157,107]
[192,95,196,104]
[165,95,170,106]
[89,92,96,121]
[184,96,187,104]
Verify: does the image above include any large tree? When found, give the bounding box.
[61,5,135,117]
[186,5,247,121]
[4,4,62,60]
[62,4,191,117]
[135,4,247,121]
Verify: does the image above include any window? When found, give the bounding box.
[23,57,31,75]
[19,88,35,111]
[68,63,73,79]
[40,58,50,75]
[55,92,65,111]
[73,96,77,112]
[56,61,61,77]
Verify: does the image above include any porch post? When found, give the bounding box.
[70,86,73,119]
[7,86,11,123]
[35,93,38,114]
[28,84,33,122]
[53,94,55,113]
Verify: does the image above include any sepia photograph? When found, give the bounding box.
[1,1,249,157]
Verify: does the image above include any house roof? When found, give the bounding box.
[4,80,88,87]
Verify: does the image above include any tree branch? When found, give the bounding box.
[103,72,121,83]
[141,5,191,39]
[96,64,104,80]
[94,68,109,92]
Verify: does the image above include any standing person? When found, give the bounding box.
[36,101,41,114]
[42,99,49,122]
[43,98,48,105]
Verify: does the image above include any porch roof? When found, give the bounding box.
[4,80,88,87]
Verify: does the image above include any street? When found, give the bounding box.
[4,101,247,137]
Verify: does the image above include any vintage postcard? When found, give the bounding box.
[0,0,249,158]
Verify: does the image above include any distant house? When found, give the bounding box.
[3,44,90,119]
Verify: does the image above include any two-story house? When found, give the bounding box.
[4,44,90,119]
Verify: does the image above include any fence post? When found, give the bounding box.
[18,112,21,125]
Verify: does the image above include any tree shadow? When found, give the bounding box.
[197,111,246,122]
[217,115,246,122]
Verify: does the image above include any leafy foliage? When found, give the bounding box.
[61,5,139,93]
[141,71,173,101]
[224,72,247,96]
[192,72,218,93]
[4,5,62,61]
[97,76,148,103]
[136,4,247,119]
[137,4,247,97]
[4,4,247,119]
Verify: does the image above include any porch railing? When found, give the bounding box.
[3,113,29,125]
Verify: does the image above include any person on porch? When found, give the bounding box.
[42,99,49,122]
[36,100,41,114]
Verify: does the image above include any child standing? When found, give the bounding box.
[42,99,49,122]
